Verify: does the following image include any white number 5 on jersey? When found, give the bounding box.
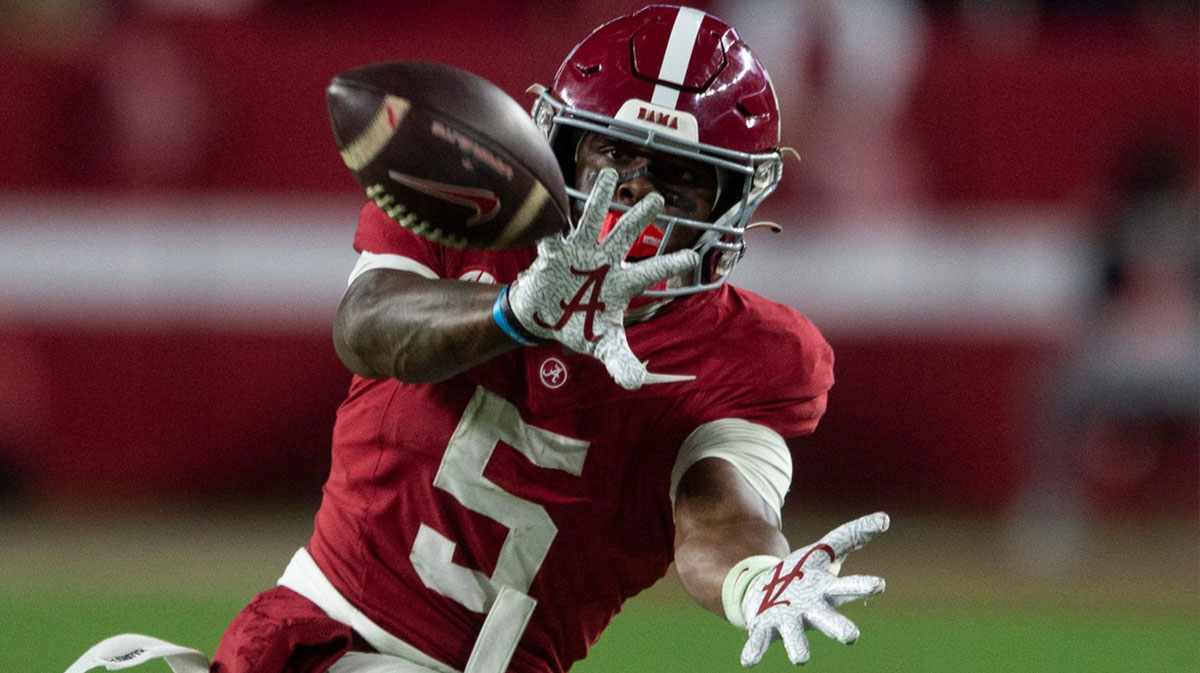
[410,386,590,613]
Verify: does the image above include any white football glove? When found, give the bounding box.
[733,512,890,667]
[505,167,699,390]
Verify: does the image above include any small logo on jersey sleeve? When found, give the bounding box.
[539,357,568,389]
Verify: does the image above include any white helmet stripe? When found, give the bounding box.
[650,6,705,109]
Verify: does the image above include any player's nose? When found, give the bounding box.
[614,167,656,205]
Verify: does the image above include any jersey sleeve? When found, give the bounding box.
[685,304,835,440]
[352,201,445,278]
[663,305,832,519]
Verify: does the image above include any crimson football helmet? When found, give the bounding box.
[531,4,785,296]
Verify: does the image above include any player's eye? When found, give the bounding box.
[600,145,631,163]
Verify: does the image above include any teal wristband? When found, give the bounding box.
[492,286,543,347]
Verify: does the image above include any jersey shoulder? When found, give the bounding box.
[650,284,835,438]
[708,284,832,390]
[353,201,443,266]
[352,201,535,284]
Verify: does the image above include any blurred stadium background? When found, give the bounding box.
[1,0,1196,671]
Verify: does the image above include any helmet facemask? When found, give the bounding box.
[531,89,784,297]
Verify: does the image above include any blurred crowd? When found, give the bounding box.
[2,0,1196,201]
[0,1,1195,533]
[1011,132,1198,565]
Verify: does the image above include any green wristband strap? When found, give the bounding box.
[721,555,783,629]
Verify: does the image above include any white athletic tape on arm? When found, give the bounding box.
[348,251,439,286]
[63,634,210,673]
[669,418,793,521]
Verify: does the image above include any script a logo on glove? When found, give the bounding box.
[756,544,835,616]
[532,265,609,342]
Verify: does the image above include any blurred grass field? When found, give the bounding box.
[4,507,1196,673]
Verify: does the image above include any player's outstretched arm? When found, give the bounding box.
[335,168,696,387]
[674,458,790,616]
[674,459,889,667]
[334,269,519,382]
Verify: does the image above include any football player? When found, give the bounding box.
[65,5,888,673]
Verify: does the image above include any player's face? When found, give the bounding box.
[574,132,719,253]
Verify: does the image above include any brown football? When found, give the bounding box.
[327,62,569,249]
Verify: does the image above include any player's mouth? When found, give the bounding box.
[598,210,665,262]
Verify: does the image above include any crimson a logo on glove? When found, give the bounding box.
[756,544,835,616]
[532,265,610,342]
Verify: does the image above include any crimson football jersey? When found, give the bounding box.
[307,203,834,673]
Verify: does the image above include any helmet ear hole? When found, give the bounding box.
[551,127,585,192]
[709,169,743,223]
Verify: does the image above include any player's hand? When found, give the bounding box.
[506,167,698,390]
[740,512,890,667]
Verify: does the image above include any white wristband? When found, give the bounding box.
[721,555,782,629]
